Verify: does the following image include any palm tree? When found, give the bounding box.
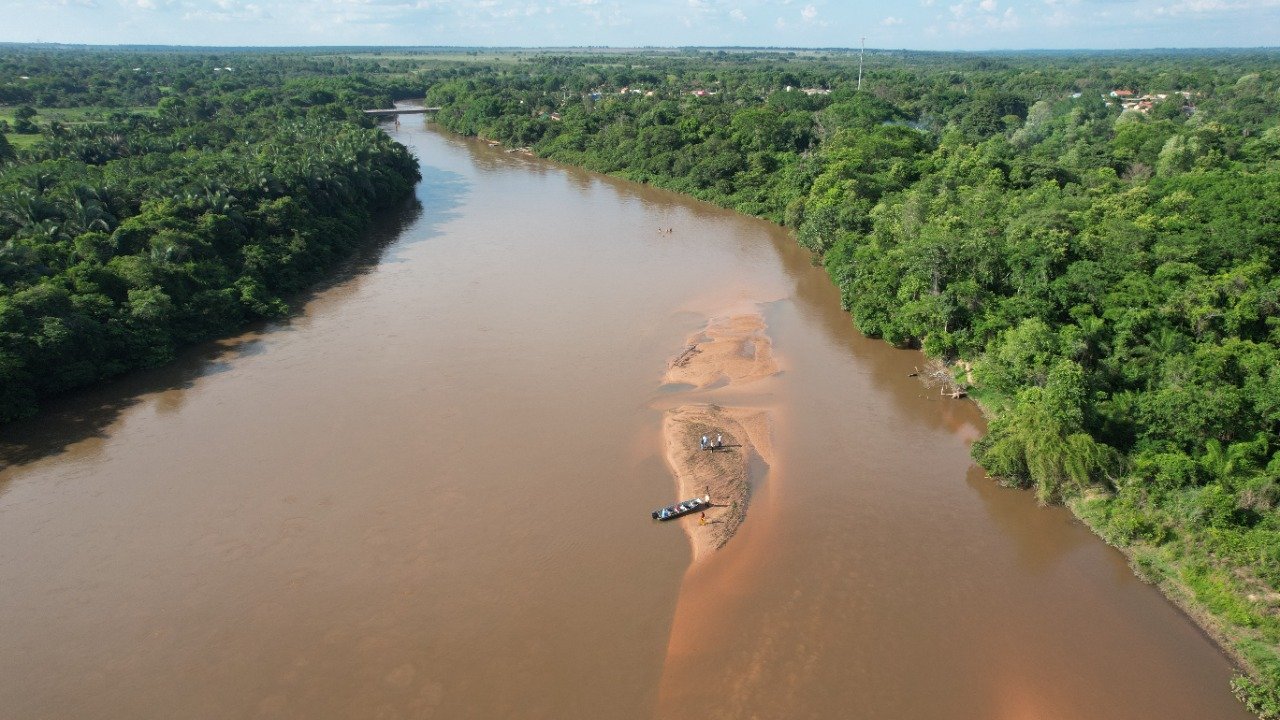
[0,134,15,165]
[1199,435,1267,488]
[0,190,58,235]
[63,186,116,236]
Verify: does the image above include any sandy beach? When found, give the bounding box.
[661,405,774,562]
[663,313,778,390]
[658,312,777,562]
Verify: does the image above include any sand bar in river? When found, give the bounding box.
[658,311,777,562]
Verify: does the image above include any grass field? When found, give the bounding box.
[3,133,38,150]
[0,105,157,123]
[1,105,157,151]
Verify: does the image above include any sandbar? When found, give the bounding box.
[661,405,773,563]
[657,312,777,562]
[664,314,778,390]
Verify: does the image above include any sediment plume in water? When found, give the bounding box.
[659,312,777,561]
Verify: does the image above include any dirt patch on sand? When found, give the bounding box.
[657,312,778,562]
[664,314,778,389]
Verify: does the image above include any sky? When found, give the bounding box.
[0,0,1277,50]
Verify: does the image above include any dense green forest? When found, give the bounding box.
[0,52,421,420]
[414,49,1280,715]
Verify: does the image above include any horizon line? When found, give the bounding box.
[1,41,1279,54]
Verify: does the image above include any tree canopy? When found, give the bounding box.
[0,51,420,421]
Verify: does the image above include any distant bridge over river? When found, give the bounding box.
[363,107,441,116]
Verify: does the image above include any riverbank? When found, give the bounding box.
[960,375,1278,717]
[1070,493,1280,715]
[629,140,1277,716]
[0,100,420,424]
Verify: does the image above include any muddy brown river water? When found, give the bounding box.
[0,123,1255,719]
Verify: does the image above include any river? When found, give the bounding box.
[0,122,1253,719]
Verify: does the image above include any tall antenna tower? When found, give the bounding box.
[857,36,865,91]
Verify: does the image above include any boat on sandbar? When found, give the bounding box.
[652,494,711,521]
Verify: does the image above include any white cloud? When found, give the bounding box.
[1153,0,1224,12]
[1042,0,1080,26]
[1045,9,1071,24]
[182,0,267,19]
[1152,0,1280,13]
[947,0,1018,33]
[13,0,1275,49]
[987,6,1018,27]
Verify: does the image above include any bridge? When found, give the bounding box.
[363,107,441,116]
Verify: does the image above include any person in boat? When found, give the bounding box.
[700,434,708,450]
[716,433,723,449]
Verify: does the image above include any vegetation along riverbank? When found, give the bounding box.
[419,49,1280,716]
[0,51,422,421]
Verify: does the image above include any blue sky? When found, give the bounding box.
[1,0,1277,50]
